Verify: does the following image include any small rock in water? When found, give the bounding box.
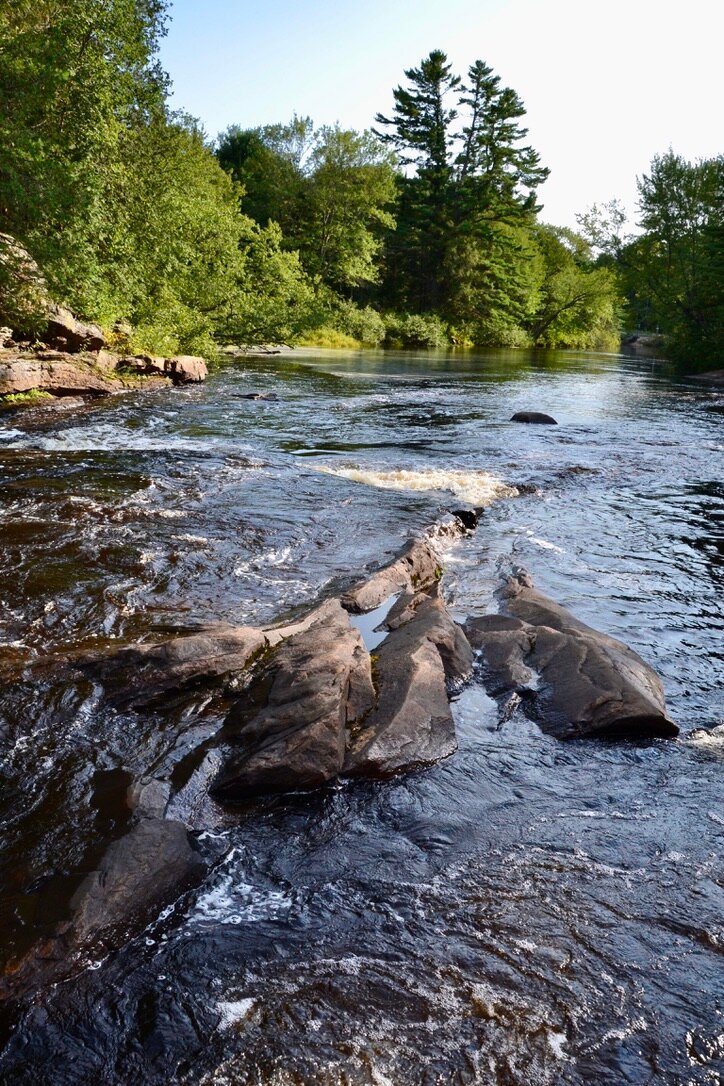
[511,411,558,424]
[239,391,278,401]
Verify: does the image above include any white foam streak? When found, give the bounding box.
[318,466,517,507]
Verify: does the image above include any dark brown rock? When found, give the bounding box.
[343,590,471,778]
[465,571,678,740]
[69,818,205,947]
[511,411,558,424]
[76,624,267,709]
[212,600,375,800]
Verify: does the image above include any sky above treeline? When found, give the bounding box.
[160,0,722,231]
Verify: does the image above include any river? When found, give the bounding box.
[0,348,722,1084]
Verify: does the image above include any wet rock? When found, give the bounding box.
[0,816,206,1002]
[450,508,479,530]
[344,589,468,777]
[239,391,279,401]
[77,624,267,709]
[212,600,375,800]
[465,570,678,740]
[68,817,205,949]
[341,538,442,613]
[510,411,558,424]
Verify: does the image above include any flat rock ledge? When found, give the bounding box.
[0,347,207,400]
[465,569,678,740]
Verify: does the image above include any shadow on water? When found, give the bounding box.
[0,348,722,1084]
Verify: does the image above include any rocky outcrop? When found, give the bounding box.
[344,588,472,778]
[45,304,105,352]
[0,352,125,396]
[510,411,558,424]
[465,570,678,740]
[0,347,207,399]
[75,624,267,709]
[121,353,207,385]
[341,537,443,612]
[212,600,376,800]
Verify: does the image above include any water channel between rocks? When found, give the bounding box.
[0,347,722,1085]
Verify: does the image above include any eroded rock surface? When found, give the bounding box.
[465,570,678,739]
[344,589,472,778]
[212,600,375,800]
[74,624,267,709]
[341,537,443,612]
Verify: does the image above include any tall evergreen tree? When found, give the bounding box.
[374,50,548,316]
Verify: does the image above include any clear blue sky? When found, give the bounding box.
[159,0,723,230]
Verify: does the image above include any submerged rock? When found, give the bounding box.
[465,570,678,740]
[68,817,205,949]
[511,411,558,424]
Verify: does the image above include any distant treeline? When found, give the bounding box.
[1,2,721,367]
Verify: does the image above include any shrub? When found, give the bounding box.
[383,312,450,349]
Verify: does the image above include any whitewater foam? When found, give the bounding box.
[318,466,517,506]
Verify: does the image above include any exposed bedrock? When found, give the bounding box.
[343,587,473,778]
[211,599,376,800]
[341,536,443,612]
[74,624,267,709]
[465,570,678,740]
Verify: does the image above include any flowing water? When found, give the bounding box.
[0,348,722,1085]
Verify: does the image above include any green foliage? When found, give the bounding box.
[527,226,622,350]
[383,313,450,349]
[0,233,50,336]
[621,152,723,369]
[217,119,396,293]
[375,50,548,315]
[295,327,362,349]
[0,389,54,405]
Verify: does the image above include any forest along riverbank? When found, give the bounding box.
[0,348,722,1085]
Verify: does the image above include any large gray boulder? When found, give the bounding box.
[212,600,375,799]
[465,570,678,740]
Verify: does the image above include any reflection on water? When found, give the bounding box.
[0,348,722,1084]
